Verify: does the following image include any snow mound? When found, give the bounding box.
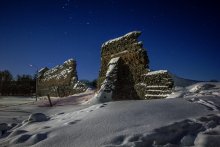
[28,113,49,122]
[168,82,220,99]
[167,82,220,112]
[194,126,220,147]
[188,83,217,93]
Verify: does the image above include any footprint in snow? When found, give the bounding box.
[42,126,51,129]
[98,103,108,108]
[10,132,48,146]
[57,112,65,115]
[67,120,81,125]
[105,115,220,147]
[63,120,81,126]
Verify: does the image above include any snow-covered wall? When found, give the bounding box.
[38,59,87,97]
[96,31,174,101]
[98,31,149,100]
[135,70,173,99]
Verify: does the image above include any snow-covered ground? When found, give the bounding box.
[0,96,35,107]
[0,97,36,124]
[168,82,220,98]
[1,82,220,147]
[168,82,220,112]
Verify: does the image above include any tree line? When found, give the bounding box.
[0,70,36,96]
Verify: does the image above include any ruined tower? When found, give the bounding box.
[96,31,173,102]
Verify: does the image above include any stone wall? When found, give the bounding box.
[96,31,174,102]
[97,31,149,100]
[95,57,121,102]
[135,70,173,99]
[98,31,149,88]
[37,59,87,97]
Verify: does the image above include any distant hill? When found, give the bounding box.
[169,72,200,87]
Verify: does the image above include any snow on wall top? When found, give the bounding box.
[37,59,88,96]
[101,31,141,48]
[64,58,75,65]
[39,58,77,82]
[39,67,48,73]
[42,67,73,81]
[144,70,168,76]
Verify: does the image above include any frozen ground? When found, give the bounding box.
[0,96,36,124]
[0,89,95,124]
[0,96,35,108]
[0,82,220,147]
[168,82,220,111]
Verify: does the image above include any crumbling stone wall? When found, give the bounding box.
[95,57,121,102]
[97,31,149,100]
[98,32,149,88]
[135,70,173,99]
[96,31,174,101]
[38,59,87,97]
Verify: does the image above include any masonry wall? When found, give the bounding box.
[96,31,174,101]
[98,31,149,100]
[37,59,87,97]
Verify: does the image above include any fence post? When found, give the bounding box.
[47,94,53,107]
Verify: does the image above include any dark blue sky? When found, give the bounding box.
[0,0,219,81]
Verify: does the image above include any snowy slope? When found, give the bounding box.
[1,81,220,147]
[169,72,200,87]
[0,97,219,147]
[168,82,220,98]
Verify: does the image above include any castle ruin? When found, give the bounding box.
[95,31,173,102]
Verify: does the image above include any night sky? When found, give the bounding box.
[0,0,219,81]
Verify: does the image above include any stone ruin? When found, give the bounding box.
[95,31,173,102]
[37,59,87,97]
